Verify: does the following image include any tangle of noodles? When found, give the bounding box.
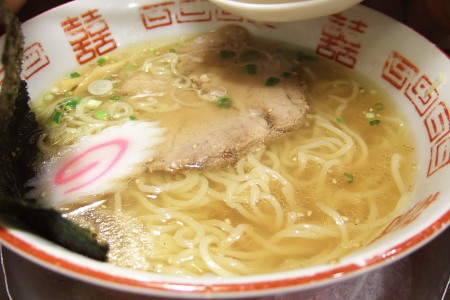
[31,29,418,277]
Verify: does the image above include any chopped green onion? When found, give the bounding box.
[216,97,232,108]
[109,95,121,101]
[265,77,280,86]
[336,118,344,124]
[97,57,108,66]
[95,110,109,120]
[343,172,354,184]
[369,119,381,126]
[52,111,62,124]
[63,98,82,110]
[245,64,258,74]
[239,50,258,61]
[282,71,292,78]
[220,50,236,58]
[374,102,384,111]
[129,116,137,120]
[70,72,81,78]
[168,48,176,53]
[125,64,136,70]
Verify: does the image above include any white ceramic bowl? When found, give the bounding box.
[209,0,363,22]
[0,0,449,298]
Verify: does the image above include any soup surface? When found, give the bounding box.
[29,26,418,277]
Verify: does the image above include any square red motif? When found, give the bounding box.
[22,42,50,80]
[424,101,450,143]
[404,75,439,116]
[140,2,175,30]
[381,51,450,178]
[177,0,212,23]
[215,9,243,22]
[139,1,275,31]
[428,133,450,176]
[382,51,419,90]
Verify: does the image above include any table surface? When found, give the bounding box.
[1,0,450,299]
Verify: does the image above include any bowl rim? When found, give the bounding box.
[209,0,361,8]
[1,212,449,297]
[208,0,363,22]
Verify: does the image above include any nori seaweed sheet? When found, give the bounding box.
[0,0,109,261]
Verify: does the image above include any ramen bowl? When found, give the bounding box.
[208,0,363,22]
[0,0,449,299]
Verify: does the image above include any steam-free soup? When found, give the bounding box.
[30,26,417,277]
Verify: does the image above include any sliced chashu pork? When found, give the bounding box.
[120,25,309,171]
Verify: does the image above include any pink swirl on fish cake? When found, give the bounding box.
[55,139,128,195]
